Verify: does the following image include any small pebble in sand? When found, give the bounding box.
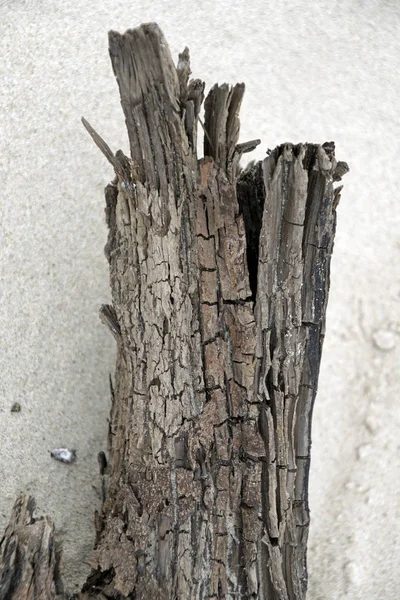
[357,443,373,460]
[50,448,77,464]
[371,329,397,351]
[10,402,21,412]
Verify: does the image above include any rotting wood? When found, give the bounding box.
[0,495,64,599]
[0,22,348,600]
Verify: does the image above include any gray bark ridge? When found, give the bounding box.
[239,141,347,599]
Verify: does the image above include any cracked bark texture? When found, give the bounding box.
[0,495,64,599]
[0,22,348,600]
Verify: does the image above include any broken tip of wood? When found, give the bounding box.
[236,139,261,154]
[81,117,125,179]
[99,303,122,341]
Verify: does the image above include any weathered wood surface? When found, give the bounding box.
[0,22,348,600]
[0,495,64,599]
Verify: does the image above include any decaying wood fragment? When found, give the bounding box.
[0,22,348,600]
[0,495,64,599]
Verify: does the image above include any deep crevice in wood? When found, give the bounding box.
[237,160,265,300]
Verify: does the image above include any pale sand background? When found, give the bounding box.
[1,0,399,598]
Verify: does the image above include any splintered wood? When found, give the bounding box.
[0,495,64,599]
[0,22,348,600]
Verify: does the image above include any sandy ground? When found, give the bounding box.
[1,0,399,598]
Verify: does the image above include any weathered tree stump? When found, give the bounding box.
[0,22,348,600]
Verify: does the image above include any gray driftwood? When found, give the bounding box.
[0,22,348,600]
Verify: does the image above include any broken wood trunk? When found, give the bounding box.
[0,22,348,600]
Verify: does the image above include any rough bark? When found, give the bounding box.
[0,495,64,599]
[0,22,348,600]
